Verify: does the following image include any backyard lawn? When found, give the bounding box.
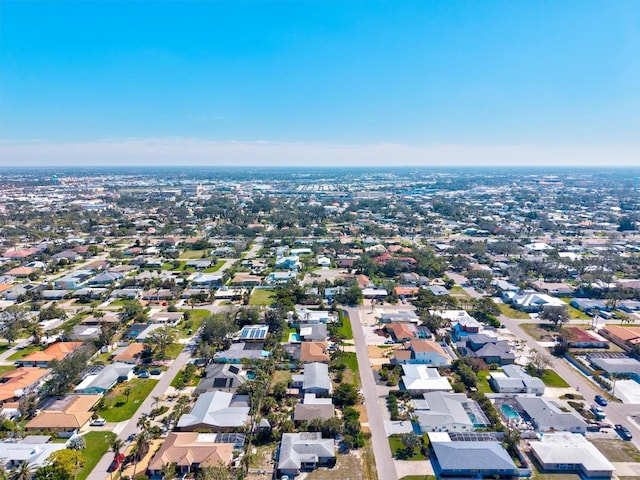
[249,288,275,306]
[98,378,159,422]
[476,370,496,394]
[77,431,117,480]
[203,261,224,273]
[179,249,208,259]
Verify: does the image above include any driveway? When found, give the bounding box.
[344,307,398,480]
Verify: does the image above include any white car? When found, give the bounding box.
[90,418,106,426]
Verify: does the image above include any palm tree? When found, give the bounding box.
[10,462,31,480]
[110,437,124,458]
[152,396,161,410]
[161,462,176,480]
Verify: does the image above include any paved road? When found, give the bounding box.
[500,315,640,449]
[244,236,264,259]
[345,306,397,480]
[87,338,197,480]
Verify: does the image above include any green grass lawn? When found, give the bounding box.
[77,431,117,480]
[450,285,470,297]
[109,299,127,307]
[179,308,209,336]
[98,378,159,422]
[335,351,359,377]
[540,369,570,388]
[337,310,354,339]
[0,365,16,377]
[388,435,427,460]
[249,288,275,306]
[179,249,208,259]
[203,261,224,273]
[7,344,43,361]
[498,304,530,319]
[163,342,184,360]
[476,370,496,394]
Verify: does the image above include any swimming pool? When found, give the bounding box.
[288,333,302,343]
[501,404,520,420]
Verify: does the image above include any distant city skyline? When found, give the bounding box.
[1,1,638,166]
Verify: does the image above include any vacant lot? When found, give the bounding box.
[592,438,640,462]
[250,288,275,306]
[498,304,530,319]
[305,451,365,480]
[520,323,559,342]
[540,369,570,388]
[99,378,159,422]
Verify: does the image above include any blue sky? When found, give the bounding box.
[0,0,638,166]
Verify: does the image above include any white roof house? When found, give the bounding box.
[0,436,67,468]
[177,391,250,432]
[412,392,474,433]
[401,365,452,392]
[529,432,614,478]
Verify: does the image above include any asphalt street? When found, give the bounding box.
[345,306,398,480]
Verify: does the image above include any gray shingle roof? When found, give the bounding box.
[432,441,517,472]
[177,391,249,430]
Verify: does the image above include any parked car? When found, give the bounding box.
[90,418,106,426]
[138,370,150,378]
[108,453,125,472]
[615,424,633,440]
[150,369,162,375]
[594,394,608,407]
[590,405,606,420]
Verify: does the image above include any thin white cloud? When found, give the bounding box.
[0,138,637,167]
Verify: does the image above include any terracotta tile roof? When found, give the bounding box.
[19,342,83,365]
[0,367,49,402]
[602,325,640,342]
[0,284,13,293]
[388,323,416,340]
[4,267,35,277]
[148,432,233,472]
[300,342,330,363]
[410,339,446,356]
[25,395,100,430]
[113,343,146,363]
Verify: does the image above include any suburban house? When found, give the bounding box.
[401,365,453,393]
[277,432,336,477]
[587,355,640,382]
[599,325,640,350]
[0,436,67,469]
[17,342,84,368]
[24,395,101,437]
[53,271,92,290]
[506,291,566,312]
[147,432,234,477]
[392,340,452,366]
[386,322,418,342]
[428,432,519,478]
[194,364,247,395]
[412,392,475,433]
[0,368,50,403]
[514,397,587,433]
[299,323,328,342]
[569,298,609,315]
[457,334,515,366]
[529,432,614,479]
[299,342,330,363]
[562,327,609,349]
[149,311,184,326]
[214,342,270,363]
[291,362,332,396]
[74,363,135,395]
[112,343,146,364]
[239,325,269,342]
[293,394,335,424]
[488,365,545,395]
[177,391,250,432]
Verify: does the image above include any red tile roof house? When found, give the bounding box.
[563,327,610,349]
[16,342,83,368]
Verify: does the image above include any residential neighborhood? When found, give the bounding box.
[0,167,639,480]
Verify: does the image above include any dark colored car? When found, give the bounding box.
[594,394,608,407]
[615,424,633,440]
[150,369,162,375]
[138,370,150,378]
